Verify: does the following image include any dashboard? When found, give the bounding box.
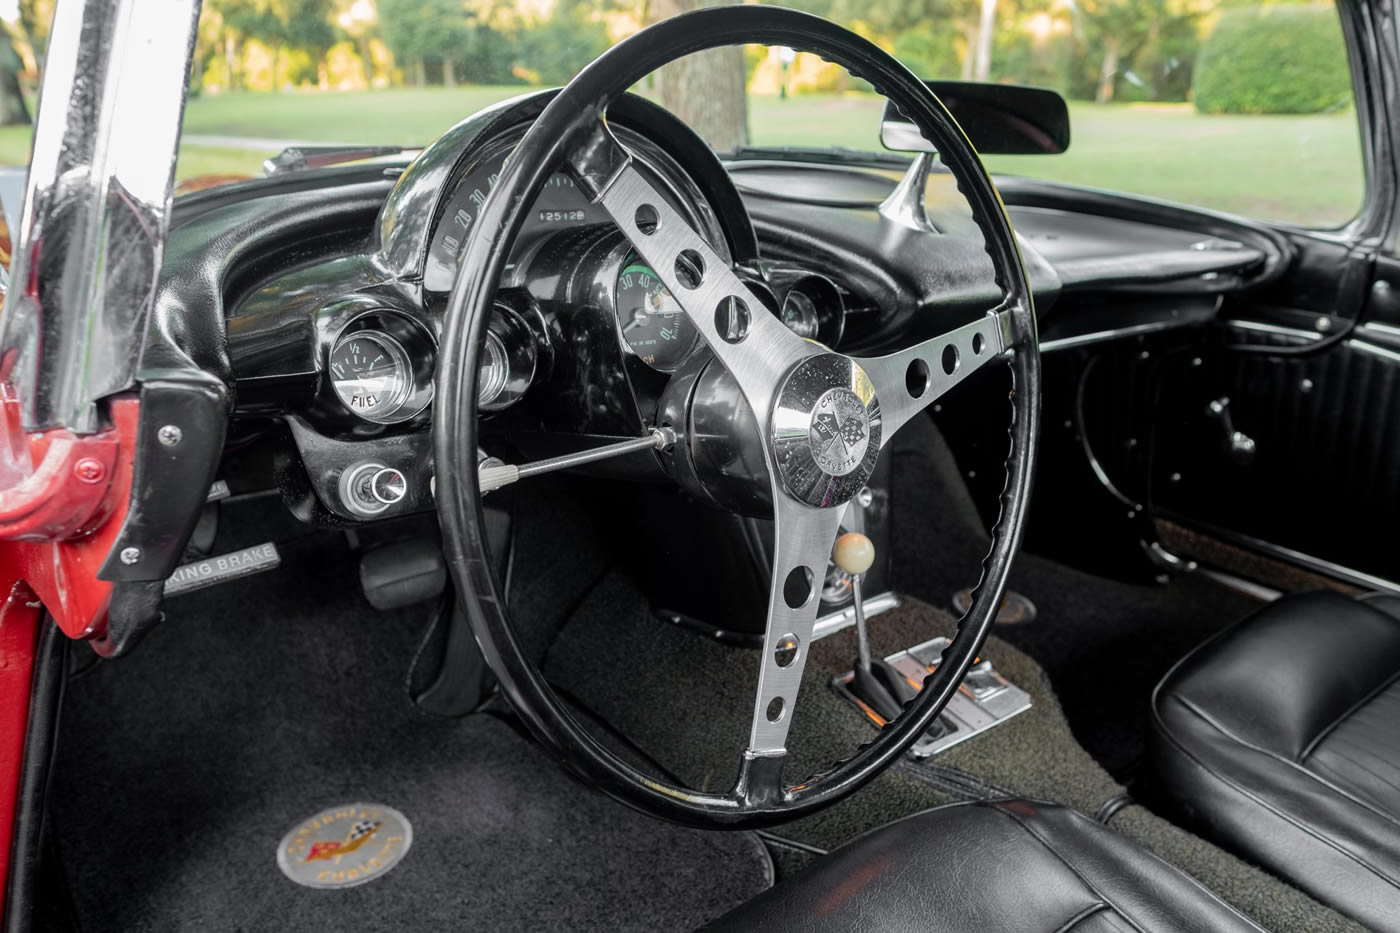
[209,89,1282,527]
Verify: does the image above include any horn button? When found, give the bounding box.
[771,353,883,508]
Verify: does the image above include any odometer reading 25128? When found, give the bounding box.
[614,253,699,372]
[424,149,595,291]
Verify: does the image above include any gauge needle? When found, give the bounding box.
[623,309,648,333]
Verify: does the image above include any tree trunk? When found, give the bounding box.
[960,24,977,80]
[414,57,427,89]
[1096,37,1120,104]
[359,37,375,88]
[650,0,748,151]
[973,0,997,82]
[443,57,456,88]
[225,33,239,90]
[273,46,283,92]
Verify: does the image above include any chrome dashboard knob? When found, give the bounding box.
[370,468,408,506]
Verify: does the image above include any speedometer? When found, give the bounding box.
[424,141,597,292]
[614,253,699,372]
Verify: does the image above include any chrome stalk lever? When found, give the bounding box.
[834,532,877,669]
[835,530,917,722]
[478,427,675,493]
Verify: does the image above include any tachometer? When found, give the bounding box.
[329,330,412,421]
[614,254,699,372]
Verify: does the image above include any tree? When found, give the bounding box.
[0,26,29,127]
[649,0,749,151]
[1077,0,1199,103]
[379,0,470,88]
[16,0,52,71]
[281,0,339,88]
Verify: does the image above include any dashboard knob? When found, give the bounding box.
[370,467,408,505]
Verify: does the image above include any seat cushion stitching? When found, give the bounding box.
[1159,696,1400,892]
[988,806,1150,933]
[1051,902,1110,933]
[1015,804,1268,931]
[1309,743,1400,806]
[1301,667,1400,760]
[1174,695,1400,829]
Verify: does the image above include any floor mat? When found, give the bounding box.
[543,577,1363,933]
[891,417,1261,777]
[49,537,770,933]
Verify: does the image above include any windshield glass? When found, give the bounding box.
[0,0,1363,227]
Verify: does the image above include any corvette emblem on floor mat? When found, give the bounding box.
[276,803,413,889]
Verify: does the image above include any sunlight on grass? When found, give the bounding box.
[1,91,1365,227]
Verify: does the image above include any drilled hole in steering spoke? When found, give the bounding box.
[634,204,659,235]
[906,359,930,398]
[715,296,751,344]
[942,344,960,375]
[774,634,800,668]
[782,566,814,609]
[766,696,786,722]
[972,332,986,355]
[674,249,705,289]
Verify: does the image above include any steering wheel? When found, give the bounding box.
[435,4,1040,827]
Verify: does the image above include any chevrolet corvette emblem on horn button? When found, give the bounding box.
[771,353,883,508]
[808,387,871,476]
[277,803,412,889]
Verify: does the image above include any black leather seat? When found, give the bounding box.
[706,799,1262,931]
[1151,590,1400,933]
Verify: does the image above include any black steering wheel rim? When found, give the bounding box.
[435,3,1040,828]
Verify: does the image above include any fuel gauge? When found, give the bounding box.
[329,331,412,421]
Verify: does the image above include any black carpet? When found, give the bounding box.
[891,417,1260,777]
[544,577,1363,933]
[49,535,770,932]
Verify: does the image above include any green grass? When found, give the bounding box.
[0,90,1365,226]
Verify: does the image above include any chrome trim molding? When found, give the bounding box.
[0,0,200,432]
[1040,320,1200,353]
[1348,338,1400,365]
[812,591,902,640]
[1227,320,1323,341]
[1179,519,1400,598]
[1196,567,1283,603]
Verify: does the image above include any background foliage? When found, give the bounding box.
[1192,5,1353,114]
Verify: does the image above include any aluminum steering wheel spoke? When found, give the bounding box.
[735,498,845,800]
[567,121,820,419]
[854,302,1017,445]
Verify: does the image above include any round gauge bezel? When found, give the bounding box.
[780,290,821,340]
[329,330,412,421]
[328,312,436,425]
[608,246,703,373]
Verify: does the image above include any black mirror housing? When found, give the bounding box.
[881,81,1071,155]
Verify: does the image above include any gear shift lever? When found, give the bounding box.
[834,532,918,722]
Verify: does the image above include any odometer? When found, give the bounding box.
[424,144,595,291]
[614,254,699,372]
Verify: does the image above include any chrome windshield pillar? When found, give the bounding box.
[0,0,201,434]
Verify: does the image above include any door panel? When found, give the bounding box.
[1148,253,1400,583]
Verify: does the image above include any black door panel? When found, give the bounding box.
[1150,319,1400,581]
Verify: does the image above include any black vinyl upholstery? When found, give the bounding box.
[1150,590,1400,933]
[706,799,1262,932]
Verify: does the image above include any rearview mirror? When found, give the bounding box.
[881,81,1071,156]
